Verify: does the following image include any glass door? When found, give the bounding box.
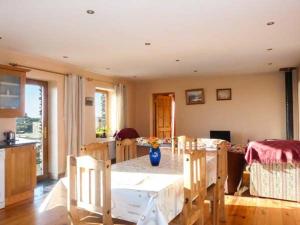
[16,79,48,180]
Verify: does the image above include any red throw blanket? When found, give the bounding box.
[114,128,140,140]
[245,140,300,164]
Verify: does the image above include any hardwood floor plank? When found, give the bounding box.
[0,193,300,225]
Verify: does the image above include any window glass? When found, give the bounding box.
[95,91,108,137]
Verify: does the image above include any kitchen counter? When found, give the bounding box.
[0,138,38,149]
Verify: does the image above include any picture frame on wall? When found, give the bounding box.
[216,88,232,101]
[85,97,94,106]
[185,88,205,105]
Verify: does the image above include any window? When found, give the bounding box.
[95,90,108,137]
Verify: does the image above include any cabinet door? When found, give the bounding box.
[0,150,4,205]
[5,145,36,206]
[0,66,26,117]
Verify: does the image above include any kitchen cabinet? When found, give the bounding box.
[0,149,4,209]
[5,144,36,206]
[0,64,29,118]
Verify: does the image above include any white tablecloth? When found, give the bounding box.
[39,147,217,225]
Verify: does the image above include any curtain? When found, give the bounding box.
[115,83,127,131]
[64,74,85,156]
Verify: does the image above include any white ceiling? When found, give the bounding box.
[0,0,300,79]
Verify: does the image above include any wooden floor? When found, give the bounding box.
[0,187,300,225]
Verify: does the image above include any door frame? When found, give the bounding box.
[152,92,175,138]
[26,79,49,181]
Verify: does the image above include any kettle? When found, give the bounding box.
[3,131,16,142]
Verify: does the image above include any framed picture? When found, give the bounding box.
[216,88,232,101]
[185,88,205,105]
[85,97,94,106]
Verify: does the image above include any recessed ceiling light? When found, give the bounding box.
[86,10,95,14]
[175,59,180,62]
[145,42,151,46]
[63,56,69,58]
[193,70,198,73]
[266,48,273,51]
[266,21,275,26]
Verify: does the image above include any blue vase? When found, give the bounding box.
[149,147,161,166]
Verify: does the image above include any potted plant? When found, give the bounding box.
[96,127,108,138]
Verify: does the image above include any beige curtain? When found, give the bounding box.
[64,74,85,156]
[115,83,126,131]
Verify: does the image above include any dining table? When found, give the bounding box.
[39,147,217,225]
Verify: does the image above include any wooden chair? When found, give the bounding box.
[116,139,137,163]
[67,155,113,225]
[81,142,109,160]
[177,136,196,155]
[200,139,228,225]
[170,146,207,225]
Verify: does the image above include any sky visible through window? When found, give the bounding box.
[95,92,107,130]
[25,84,41,118]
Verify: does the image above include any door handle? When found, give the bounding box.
[43,127,47,139]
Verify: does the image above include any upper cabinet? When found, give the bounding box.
[0,65,29,118]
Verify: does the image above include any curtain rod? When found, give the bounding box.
[9,63,69,76]
[9,62,117,85]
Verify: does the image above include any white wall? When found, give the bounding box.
[135,73,287,144]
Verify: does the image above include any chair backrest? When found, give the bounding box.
[184,149,207,201]
[67,155,113,225]
[216,140,228,184]
[81,142,109,160]
[197,138,228,183]
[182,148,207,224]
[177,136,196,155]
[116,138,137,163]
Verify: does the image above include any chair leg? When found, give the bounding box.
[219,190,226,223]
[212,186,220,225]
[212,200,219,225]
[68,209,81,225]
[195,201,205,225]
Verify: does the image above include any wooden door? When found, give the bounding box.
[5,145,36,206]
[154,94,173,138]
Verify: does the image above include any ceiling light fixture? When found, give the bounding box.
[175,59,180,62]
[86,10,95,14]
[193,70,198,73]
[63,56,69,59]
[268,63,273,65]
[145,42,151,46]
[266,21,275,26]
[266,48,273,51]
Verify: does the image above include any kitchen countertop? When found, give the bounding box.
[0,138,38,149]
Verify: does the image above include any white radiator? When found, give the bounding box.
[0,149,4,209]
